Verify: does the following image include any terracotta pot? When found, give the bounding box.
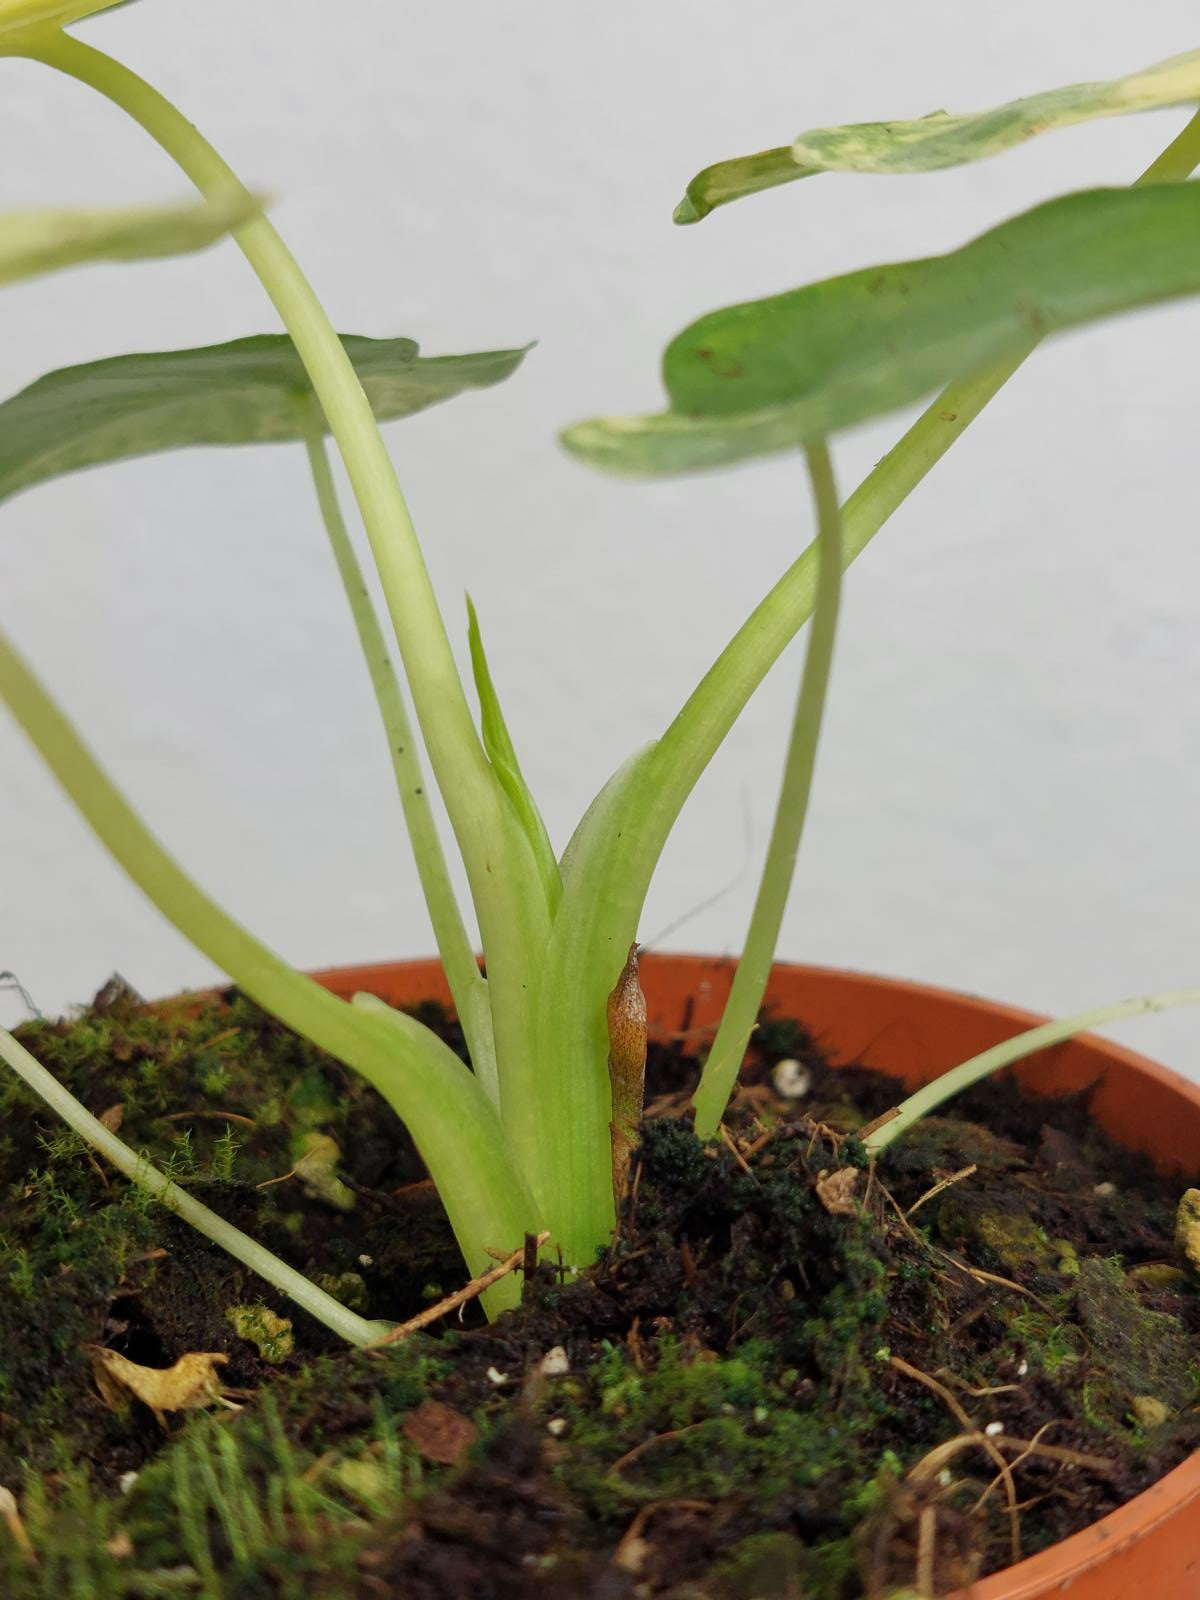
[305,952,1200,1600]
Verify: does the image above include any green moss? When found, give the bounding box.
[226,1304,295,1362]
[1007,1306,1086,1376]
[1075,1256,1197,1424]
[314,1271,368,1313]
[708,1531,807,1597]
[4,990,1199,1596]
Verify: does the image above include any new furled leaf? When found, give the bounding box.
[0,335,531,506]
[566,183,1200,475]
[0,193,259,286]
[676,48,1200,221]
[466,595,561,915]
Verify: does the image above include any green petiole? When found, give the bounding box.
[865,988,1200,1155]
[693,442,843,1140]
[298,402,497,1101]
[0,627,540,1307]
[25,30,552,1162]
[0,1021,389,1347]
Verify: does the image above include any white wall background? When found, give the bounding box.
[2,2,1199,1078]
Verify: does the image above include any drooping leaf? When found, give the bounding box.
[0,334,531,505]
[466,594,561,915]
[565,183,1200,476]
[0,194,259,287]
[675,49,1200,221]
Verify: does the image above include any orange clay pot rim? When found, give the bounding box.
[233,955,1200,1599]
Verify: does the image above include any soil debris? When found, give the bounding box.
[0,982,1197,1598]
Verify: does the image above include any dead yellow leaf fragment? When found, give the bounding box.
[815,1166,861,1216]
[89,1345,248,1429]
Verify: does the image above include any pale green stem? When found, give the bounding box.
[25,33,552,1163]
[865,988,1200,1155]
[693,443,842,1139]
[0,628,540,1309]
[533,108,1200,1263]
[0,1022,388,1346]
[299,405,497,1101]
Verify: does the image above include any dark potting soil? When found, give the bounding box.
[0,978,1198,1599]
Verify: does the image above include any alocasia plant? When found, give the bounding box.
[3,12,1200,1343]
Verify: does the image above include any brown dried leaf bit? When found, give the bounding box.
[607,943,647,1208]
[815,1166,860,1216]
[403,1399,478,1465]
[89,1346,245,1429]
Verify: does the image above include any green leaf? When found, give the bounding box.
[466,595,561,916]
[0,335,531,505]
[0,194,259,287]
[675,48,1200,221]
[565,183,1200,476]
[674,147,806,225]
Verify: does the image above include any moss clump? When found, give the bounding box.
[314,1270,368,1312]
[0,983,463,1477]
[226,1303,295,1362]
[1075,1256,1197,1424]
[3,986,1200,1597]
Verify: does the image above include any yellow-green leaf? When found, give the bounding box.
[566,183,1200,476]
[676,49,1200,222]
[0,194,259,288]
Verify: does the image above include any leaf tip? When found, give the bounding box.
[673,191,707,226]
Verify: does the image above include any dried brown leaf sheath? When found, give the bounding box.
[89,1346,244,1428]
[607,943,647,1207]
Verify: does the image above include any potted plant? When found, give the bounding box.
[2,7,1200,1594]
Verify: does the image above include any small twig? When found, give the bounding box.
[989,1434,1114,1478]
[890,1356,1021,1566]
[627,1316,646,1373]
[368,1231,550,1349]
[959,1264,1058,1316]
[612,1499,711,1573]
[607,1422,709,1477]
[164,1109,256,1128]
[740,1123,778,1161]
[200,1026,241,1050]
[254,1167,297,1191]
[875,1177,930,1252]
[910,1427,1114,1490]
[0,971,41,1020]
[907,1163,977,1217]
[719,1123,756,1180]
[976,1424,1052,1511]
[916,1503,937,1599]
[935,1371,1023,1399]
